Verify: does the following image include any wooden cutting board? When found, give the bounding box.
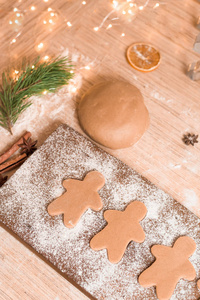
[0,124,200,300]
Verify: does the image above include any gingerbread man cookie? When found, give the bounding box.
[90,201,147,264]
[138,236,196,300]
[48,171,105,228]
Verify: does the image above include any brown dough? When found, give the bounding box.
[90,201,147,263]
[78,80,150,150]
[47,171,105,228]
[138,236,196,300]
[197,279,200,289]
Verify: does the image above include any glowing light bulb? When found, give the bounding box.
[31,6,36,11]
[67,21,72,27]
[13,8,18,12]
[44,55,49,60]
[153,3,160,9]
[107,24,112,29]
[38,42,44,49]
[112,1,119,8]
[32,65,35,69]
[82,1,86,4]
[43,90,47,95]
[94,27,99,31]
[121,32,125,37]
[48,7,52,11]
[11,38,16,43]
[71,87,77,93]
[84,65,90,70]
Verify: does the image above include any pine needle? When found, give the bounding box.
[0,56,74,134]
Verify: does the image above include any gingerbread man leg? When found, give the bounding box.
[139,268,179,299]
[138,266,157,287]
[107,242,128,264]
[90,229,129,263]
[63,211,77,228]
[156,279,177,300]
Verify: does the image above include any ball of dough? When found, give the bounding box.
[78,81,150,150]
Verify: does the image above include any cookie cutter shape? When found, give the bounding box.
[90,201,147,263]
[139,236,196,300]
[48,171,105,228]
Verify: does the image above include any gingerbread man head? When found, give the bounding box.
[83,170,105,189]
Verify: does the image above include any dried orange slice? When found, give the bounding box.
[127,42,161,72]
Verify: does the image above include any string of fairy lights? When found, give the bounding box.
[7,0,162,94]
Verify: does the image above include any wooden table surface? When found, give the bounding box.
[1,0,200,299]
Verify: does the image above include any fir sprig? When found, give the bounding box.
[0,56,74,134]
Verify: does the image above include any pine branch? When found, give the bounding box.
[0,56,74,134]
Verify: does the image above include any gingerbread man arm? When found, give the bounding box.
[178,261,196,280]
[47,179,74,216]
[151,245,171,258]
[174,236,196,256]
[62,178,76,190]
[83,171,105,211]
[131,223,145,243]
[104,210,121,222]
[89,192,103,211]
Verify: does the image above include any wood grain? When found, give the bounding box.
[0,0,200,299]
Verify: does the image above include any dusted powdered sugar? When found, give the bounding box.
[0,124,200,300]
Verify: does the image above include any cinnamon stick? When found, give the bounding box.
[0,131,31,164]
[0,153,27,173]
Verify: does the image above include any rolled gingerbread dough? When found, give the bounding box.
[78,81,149,149]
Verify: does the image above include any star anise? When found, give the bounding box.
[182,133,198,146]
[18,137,37,156]
[0,174,8,187]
